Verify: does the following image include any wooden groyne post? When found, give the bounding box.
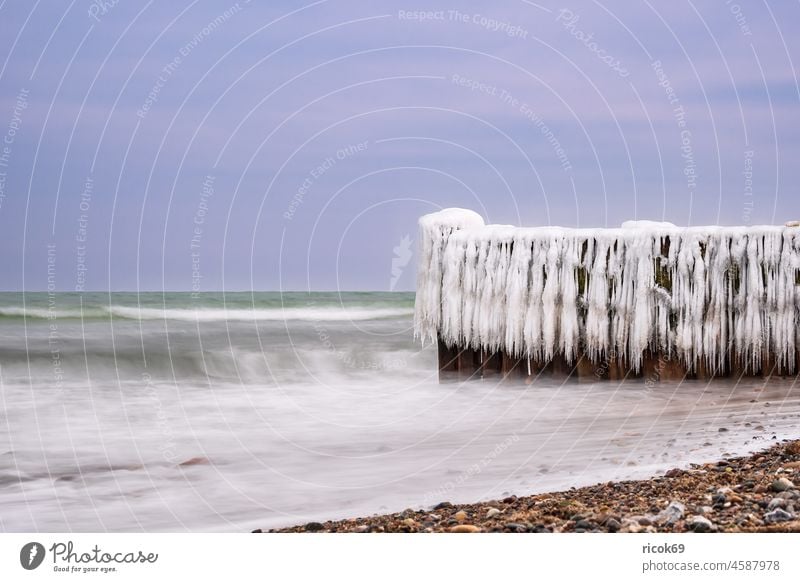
[414,209,800,383]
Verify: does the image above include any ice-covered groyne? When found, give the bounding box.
[414,209,800,381]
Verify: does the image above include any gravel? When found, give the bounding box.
[263,440,800,533]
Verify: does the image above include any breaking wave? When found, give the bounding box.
[0,305,413,322]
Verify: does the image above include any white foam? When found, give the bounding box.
[106,305,414,322]
[0,307,92,319]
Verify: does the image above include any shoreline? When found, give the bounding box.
[263,439,800,533]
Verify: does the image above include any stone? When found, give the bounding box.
[772,478,795,492]
[304,522,324,532]
[454,510,467,522]
[354,525,370,533]
[486,507,502,518]
[574,519,593,530]
[657,501,685,525]
[179,456,210,466]
[433,501,453,510]
[402,518,417,528]
[767,498,786,511]
[764,508,794,524]
[605,518,621,532]
[688,515,714,532]
[450,524,480,533]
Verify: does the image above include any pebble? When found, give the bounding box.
[657,501,685,525]
[689,515,714,532]
[771,478,795,492]
[402,518,417,528]
[763,508,794,524]
[605,518,621,532]
[486,508,502,518]
[454,510,467,522]
[433,501,453,510]
[450,524,480,533]
[767,498,786,511]
[354,525,370,533]
[304,522,324,532]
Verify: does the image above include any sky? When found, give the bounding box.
[0,0,798,292]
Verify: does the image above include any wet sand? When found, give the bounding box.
[266,438,800,533]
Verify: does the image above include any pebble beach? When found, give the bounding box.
[265,439,800,534]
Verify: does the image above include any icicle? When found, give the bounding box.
[414,209,800,375]
[414,209,484,346]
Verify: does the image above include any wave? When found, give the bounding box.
[106,306,414,322]
[0,306,105,319]
[0,305,414,322]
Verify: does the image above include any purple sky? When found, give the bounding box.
[0,0,798,291]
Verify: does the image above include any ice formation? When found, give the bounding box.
[414,209,800,373]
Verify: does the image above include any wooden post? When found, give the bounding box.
[548,354,573,378]
[575,354,597,382]
[761,351,777,379]
[437,336,460,382]
[659,355,688,381]
[607,356,627,381]
[501,351,525,379]
[458,347,480,381]
[695,357,713,381]
[479,350,502,379]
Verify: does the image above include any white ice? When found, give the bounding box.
[415,209,800,373]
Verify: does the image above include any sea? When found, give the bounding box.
[1,292,799,531]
